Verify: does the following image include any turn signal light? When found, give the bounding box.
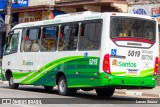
[103,54,111,74]
[153,57,158,76]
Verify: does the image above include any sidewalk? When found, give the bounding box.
[115,86,160,98]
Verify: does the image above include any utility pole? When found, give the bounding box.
[6,0,12,36]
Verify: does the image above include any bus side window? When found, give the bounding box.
[59,26,64,50]
[11,34,19,52]
[4,31,20,55]
[58,23,79,51]
[20,29,26,52]
[24,28,40,52]
[24,30,30,51]
[4,36,12,55]
[41,26,58,51]
[78,21,102,50]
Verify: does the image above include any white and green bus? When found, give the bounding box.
[1,11,159,97]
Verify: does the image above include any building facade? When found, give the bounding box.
[0,0,29,58]
[0,0,64,59]
[55,0,128,13]
[13,0,65,24]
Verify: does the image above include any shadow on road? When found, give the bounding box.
[0,85,151,104]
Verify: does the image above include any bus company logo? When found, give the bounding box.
[112,59,118,66]
[127,42,142,46]
[112,59,137,68]
[22,60,33,66]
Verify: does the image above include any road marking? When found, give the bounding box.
[13,104,37,107]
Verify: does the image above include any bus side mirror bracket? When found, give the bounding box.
[8,31,14,36]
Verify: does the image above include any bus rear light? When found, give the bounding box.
[153,57,159,76]
[103,54,111,74]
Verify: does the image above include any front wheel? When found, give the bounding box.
[8,74,19,89]
[58,76,77,96]
[96,88,115,97]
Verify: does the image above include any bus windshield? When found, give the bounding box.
[110,17,156,42]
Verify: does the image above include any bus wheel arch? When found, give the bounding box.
[56,72,66,85]
[96,88,115,97]
[5,69,19,89]
[5,69,12,81]
[56,72,77,96]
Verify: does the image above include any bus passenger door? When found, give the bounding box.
[2,29,21,74]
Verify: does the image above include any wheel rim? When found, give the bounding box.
[10,77,14,85]
[59,80,66,93]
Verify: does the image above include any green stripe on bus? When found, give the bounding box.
[20,56,98,84]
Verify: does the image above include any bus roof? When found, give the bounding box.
[12,11,156,30]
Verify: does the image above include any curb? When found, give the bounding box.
[0,80,3,84]
[0,80,8,84]
[115,90,160,98]
[2,81,8,84]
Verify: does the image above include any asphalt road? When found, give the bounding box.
[0,84,159,107]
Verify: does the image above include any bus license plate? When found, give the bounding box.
[127,69,138,75]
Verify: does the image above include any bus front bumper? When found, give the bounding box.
[99,73,157,89]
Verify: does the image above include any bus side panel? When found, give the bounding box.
[14,52,56,87]
[14,51,100,88]
[2,29,22,82]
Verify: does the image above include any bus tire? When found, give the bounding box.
[96,88,115,97]
[44,86,53,91]
[8,74,19,89]
[58,76,77,96]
